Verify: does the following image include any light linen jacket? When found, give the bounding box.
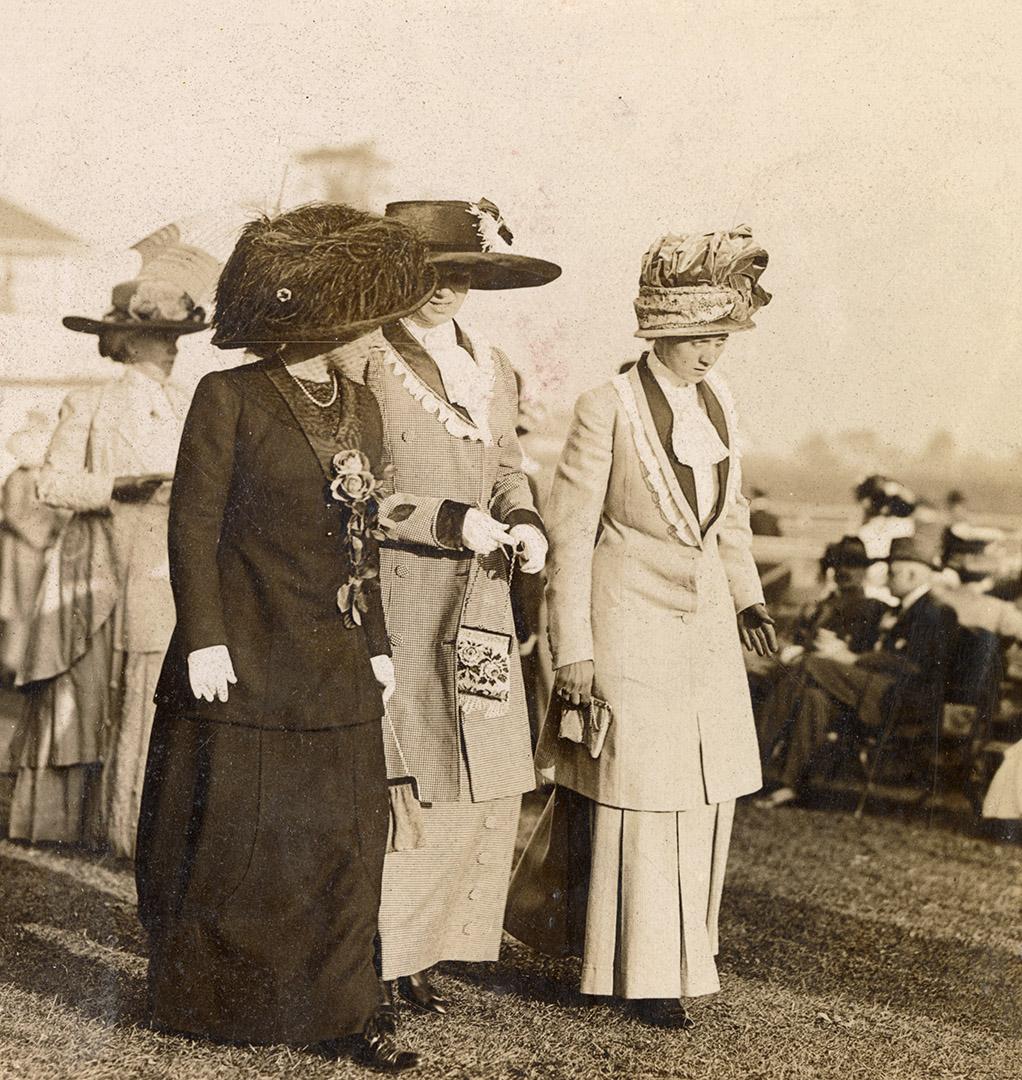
[22,367,187,682]
[537,358,764,810]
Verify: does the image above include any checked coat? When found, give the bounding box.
[360,320,544,805]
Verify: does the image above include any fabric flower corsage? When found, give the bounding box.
[128,279,201,323]
[330,448,385,629]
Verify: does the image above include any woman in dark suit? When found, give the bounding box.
[135,204,436,1071]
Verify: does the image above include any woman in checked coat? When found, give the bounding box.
[359,199,560,1012]
[507,228,777,1029]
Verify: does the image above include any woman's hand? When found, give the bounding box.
[737,604,778,657]
[187,645,237,703]
[461,508,515,555]
[554,660,595,706]
[509,524,548,574]
[370,654,396,705]
[112,473,172,503]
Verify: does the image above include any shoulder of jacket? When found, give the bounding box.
[576,379,622,416]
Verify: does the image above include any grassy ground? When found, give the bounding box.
[1,795,1019,1080]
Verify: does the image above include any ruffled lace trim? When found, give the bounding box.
[612,375,698,547]
[377,340,495,446]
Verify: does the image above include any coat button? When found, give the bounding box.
[394,564,408,578]
[401,430,415,443]
[497,433,508,447]
[476,852,490,866]
[391,632,404,647]
[484,815,499,830]
[462,922,476,936]
[468,888,481,901]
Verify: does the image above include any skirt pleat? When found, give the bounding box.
[581,799,734,1000]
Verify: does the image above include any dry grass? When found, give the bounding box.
[1,800,1020,1080]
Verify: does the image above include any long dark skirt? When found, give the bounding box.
[136,710,388,1045]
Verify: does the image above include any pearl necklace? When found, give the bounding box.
[287,368,338,408]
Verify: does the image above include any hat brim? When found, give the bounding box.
[63,316,209,336]
[430,252,561,290]
[634,318,755,340]
[210,275,440,350]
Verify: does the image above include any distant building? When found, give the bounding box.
[296,143,391,210]
[0,198,81,313]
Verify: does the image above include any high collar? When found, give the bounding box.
[400,317,458,352]
[898,583,931,614]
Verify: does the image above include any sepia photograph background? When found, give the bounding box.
[0,2,1020,1078]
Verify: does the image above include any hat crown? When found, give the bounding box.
[822,535,872,568]
[211,203,436,349]
[384,200,513,254]
[634,226,771,339]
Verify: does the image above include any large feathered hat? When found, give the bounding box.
[634,225,770,339]
[384,199,561,290]
[211,203,437,349]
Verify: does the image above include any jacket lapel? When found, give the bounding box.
[633,360,702,543]
[697,380,731,532]
[382,321,476,425]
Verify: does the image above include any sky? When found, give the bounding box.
[1,0,1019,457]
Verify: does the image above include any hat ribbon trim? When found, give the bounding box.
[612,374,698,548]
[381,343,495,447]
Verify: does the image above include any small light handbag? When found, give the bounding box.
[557,695,614,759]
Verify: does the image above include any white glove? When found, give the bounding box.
[187,644,237,703]
[371,654,396,705]
[509,524,547,574]
[461,508,514,556]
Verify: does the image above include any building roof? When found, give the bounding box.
[0,198,81,255]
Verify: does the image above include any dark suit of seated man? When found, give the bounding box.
[753,536,887,748]
[757,535,958,807]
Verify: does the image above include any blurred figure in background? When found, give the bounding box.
[757,533,957,808]
[748,485,782,537]
[753,536,887,746]
[3,278,206,854]
[0,412,64,683]
[855,474,916,604]
[936,529,1022,641]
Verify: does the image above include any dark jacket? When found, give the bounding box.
[794,588,887,654]
[155,359,389,731]
[857,589,959,714]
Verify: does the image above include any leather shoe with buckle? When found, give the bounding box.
[395,967,449,1015]
[354,1008,421,1073]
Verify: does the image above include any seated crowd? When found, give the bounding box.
[750,515,1022,810]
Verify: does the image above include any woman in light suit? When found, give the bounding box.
[508,228,777,1029]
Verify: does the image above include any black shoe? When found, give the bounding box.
[356,1010,421,1073]
[631,999,695,1030]
[397,968,449,1015]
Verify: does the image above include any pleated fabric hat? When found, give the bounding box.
[634,226,771,339]
[211,203,437,349]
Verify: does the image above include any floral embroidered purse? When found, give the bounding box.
[456,626,514,719]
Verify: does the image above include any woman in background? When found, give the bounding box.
[4,281,204,853]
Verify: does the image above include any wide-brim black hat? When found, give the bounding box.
[211,203,438,349]
[63,279,209,336]
[821,536,875,570]
[384,200,561,291]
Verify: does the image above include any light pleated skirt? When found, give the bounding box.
[378,753,521,980]
[582,798,735,1000]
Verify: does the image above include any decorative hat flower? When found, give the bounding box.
[467,200,514,253]
[128,279,198,323]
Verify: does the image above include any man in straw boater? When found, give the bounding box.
[137,203,436,1071]
[338,199,560,1014]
